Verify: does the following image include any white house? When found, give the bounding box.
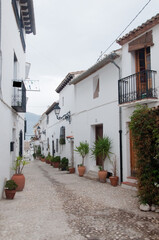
[117,13,159,186]
[43,72,83,166]
[70,51,122,178]
[0,0,36,198]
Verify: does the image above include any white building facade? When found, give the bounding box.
[117,14,159,183]
[0,0,36,198]
[70,52,121,178]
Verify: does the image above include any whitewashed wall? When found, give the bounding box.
[0,0,26,198]
[121,25,159,181]
[73,57,121,174]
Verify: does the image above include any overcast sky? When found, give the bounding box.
[26,0,159,115]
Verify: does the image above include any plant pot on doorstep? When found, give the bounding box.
[98,170,107,183]
[11,174,25,191]
[109,176,119,186]
[4,180,18,199]
[5,189,16,199]
[53,162,60,168]
[78,165,85,177]
[69,167,75,174]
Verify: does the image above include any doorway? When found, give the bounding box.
[135,47,151,97]
[52,140,55,157]
[95,124,103,166]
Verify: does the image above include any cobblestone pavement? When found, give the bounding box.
[0,160,159,240]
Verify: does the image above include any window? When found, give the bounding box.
[93,76,99,98]
[47,138,49,150]
[56,139,58,152]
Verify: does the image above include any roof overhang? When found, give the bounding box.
[70,52,119,85]
[117,13,159,46]
[20,0,36,35]
[55,71,84,93]
[45,102,58,115]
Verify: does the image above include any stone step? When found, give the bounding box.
[84,171,99,181]
[127,176,137,184]
[121,181,137,191]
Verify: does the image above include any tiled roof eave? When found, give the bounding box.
[70,52,119,85]
[117,13,159,46]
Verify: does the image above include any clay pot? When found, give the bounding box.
[109,176,119,186]
[53,162,60,168]
[41,158,45,162]
[5,189,16,199]
[78,166,85,177]
[98,170,107,183]
[69,167,75,174]
[11,174,25,191]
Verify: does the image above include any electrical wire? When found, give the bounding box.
[97,0,152,62]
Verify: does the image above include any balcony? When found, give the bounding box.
[118,70,157,105]
[12,81,26,112]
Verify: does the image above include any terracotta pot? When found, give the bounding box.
[5,189,16,199]
[98,170,107,183]
[69,167,75,174]
[41,158,45,162]
[78,166,85,177]
[11,174,25,191]
[53,162,60,168]
[109,176,119,186]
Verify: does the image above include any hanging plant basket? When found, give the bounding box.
[59,138,66,145]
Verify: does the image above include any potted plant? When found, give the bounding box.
[11,156,29,191]
[59,157,69,171]
[109,155,119,186]
[91,136,112,183]
[51,156,61,168]
[5,180,18,199]
[45,153,51,164]
[41,154,45,162]
[75,141,89,177]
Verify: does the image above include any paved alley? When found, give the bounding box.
[0,160,159,240]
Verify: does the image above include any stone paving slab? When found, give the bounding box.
[0,160,158,240]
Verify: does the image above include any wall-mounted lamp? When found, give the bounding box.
[54,104,71,124]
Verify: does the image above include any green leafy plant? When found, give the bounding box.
[46,153,52,162]
[51,156,61,163]
[129,105,159,206]
[5,180,18,190]
[59,138,66,145]
[75,142,89,166]
[91,136,112,170]
[36,145,41,156]
[60,157,69,170]
[13,156,29,174]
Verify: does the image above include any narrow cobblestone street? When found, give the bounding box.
[0,160,159,240]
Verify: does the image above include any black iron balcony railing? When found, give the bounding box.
[118,70,157,104]
[12,81,26,112]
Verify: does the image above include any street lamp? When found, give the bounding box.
[54,104,71,124]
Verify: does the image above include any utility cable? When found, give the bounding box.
[97,0,152,62]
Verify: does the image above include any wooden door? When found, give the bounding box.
[135,47,151,97]
[95,124,103,166]
[129,128,137,177]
